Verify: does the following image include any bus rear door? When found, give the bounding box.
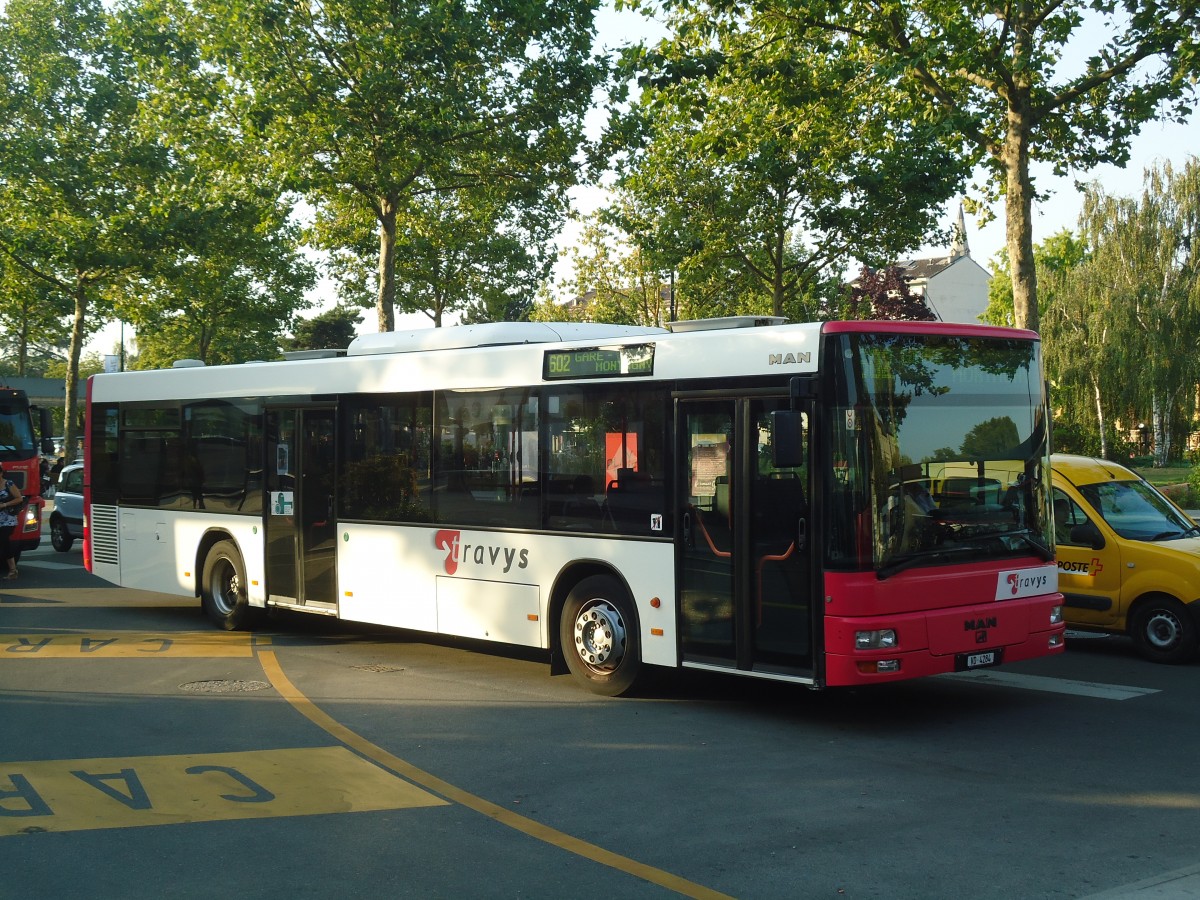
[265,406,338,612]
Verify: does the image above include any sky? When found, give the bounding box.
[88,2,1200,359]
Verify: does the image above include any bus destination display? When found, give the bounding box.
[543,344,655,380]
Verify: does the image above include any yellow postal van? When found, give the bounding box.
[1051,454,1200,663]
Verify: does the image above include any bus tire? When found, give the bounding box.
[560,574,641,696]
[1130,595,1198,664]
[201,540,258,631]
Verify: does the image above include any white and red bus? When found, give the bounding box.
[83,316,1064,694]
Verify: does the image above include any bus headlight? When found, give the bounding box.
[21,504,38,533]
[855,629,897,650]
[1050,605,1063,625]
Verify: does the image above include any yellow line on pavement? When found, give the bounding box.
[255,647,732,900]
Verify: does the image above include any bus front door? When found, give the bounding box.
[265,407,338,612]
[678,397,814,676]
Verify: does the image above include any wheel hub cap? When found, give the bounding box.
[574,601,626,671]
[1146,610,1181,649]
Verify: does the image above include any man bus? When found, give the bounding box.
[83,316,1064,694]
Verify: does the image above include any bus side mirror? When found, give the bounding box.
[1070,522,1105,551]
[770,410,805,468]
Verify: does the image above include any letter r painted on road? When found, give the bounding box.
[0,774,53,817]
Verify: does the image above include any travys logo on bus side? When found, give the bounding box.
[434,530,530,576]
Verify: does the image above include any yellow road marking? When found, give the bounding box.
[257,648,732,900]
[0,746,445,836]
[0,632,253,658]
[0,598,197,608]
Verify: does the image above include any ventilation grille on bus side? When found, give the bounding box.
[89,505,119,566]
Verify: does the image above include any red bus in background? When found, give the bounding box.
[0,387,54,554]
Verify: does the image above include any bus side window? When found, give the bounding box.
[545,383,668,537]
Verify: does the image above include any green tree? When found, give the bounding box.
[286,306,363,352]
[607,18,964,322]
[1071,162,1200,466]
[0,0,169,459]
[197,0,604,332]
[960,416,1020,458]
[753,0,1200,333]
[537,214,673,326]
[0,255,71,377]
[114,0,317,368]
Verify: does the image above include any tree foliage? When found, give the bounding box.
[286,306,363,353]
[0,0,163,455]
[534,213,674,326]
[735,0,1200,333]
[1041,163,1200,464]
[603,9,965,322]
[844,265,937,321]
[196,0,604,331]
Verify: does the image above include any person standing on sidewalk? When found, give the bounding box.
[0,465,24,579]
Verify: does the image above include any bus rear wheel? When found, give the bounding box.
[202,540,259,631]
[560,575,641,696]
[1130,595,1198,664]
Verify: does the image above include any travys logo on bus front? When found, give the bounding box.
[434,530,530,576]
[994,564,1058,601]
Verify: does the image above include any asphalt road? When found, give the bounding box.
[2,537,1199,899]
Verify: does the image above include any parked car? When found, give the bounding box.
[1051,453,1200,663]
[49,462,84,552]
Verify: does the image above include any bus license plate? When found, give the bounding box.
[956,649,1002,671]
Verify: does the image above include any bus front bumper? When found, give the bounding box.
[823,594,1066,687]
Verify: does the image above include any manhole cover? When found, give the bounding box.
[352,664,405,674]
[180,680,271,693]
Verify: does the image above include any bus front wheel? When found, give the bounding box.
[560,575,641,696]
[201,540,259,631]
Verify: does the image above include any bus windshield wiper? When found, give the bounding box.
[1005,531,1054,561]
[876,547,979,581]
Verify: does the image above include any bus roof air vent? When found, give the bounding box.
[172,359,206,368]
[667,316,787,333]
[282,349,346,361]
[347,322,667,357]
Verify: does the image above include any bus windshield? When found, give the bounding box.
[824,331,1052,575]
[0,397,36,460]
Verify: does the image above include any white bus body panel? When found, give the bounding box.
[89,321,823,405]
[337,524,678,667]
[92,506,267,605]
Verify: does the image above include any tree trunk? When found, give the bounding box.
[1002,105,1038,332]
[1092,375,1108,460]
[62,283,88,462]
[1152,394,1170,467]
[377,196,397,333]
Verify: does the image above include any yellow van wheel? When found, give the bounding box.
[1130,596,1198,664]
